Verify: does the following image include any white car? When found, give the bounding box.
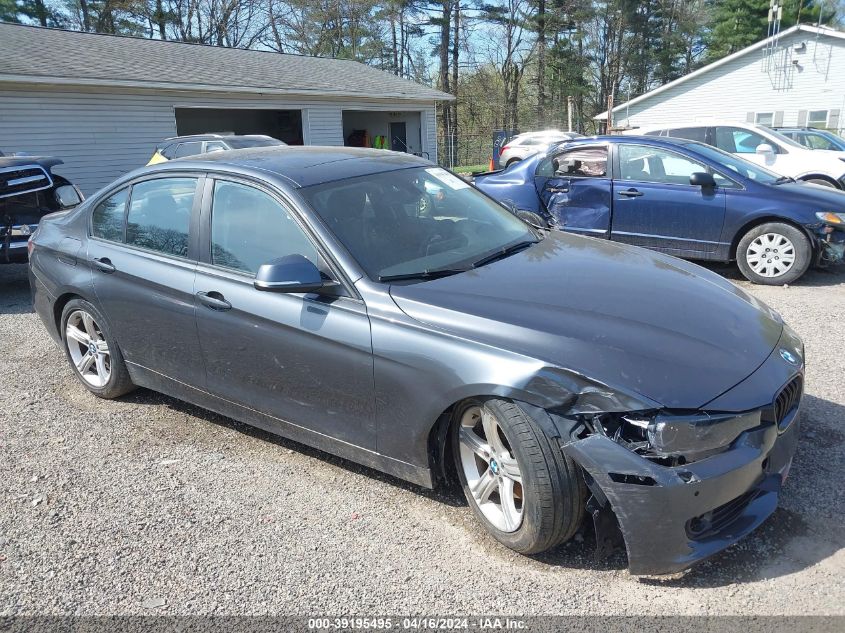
[627,121,845,188]
[498,130,583,168]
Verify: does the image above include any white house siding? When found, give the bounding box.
[614,30,845,133]
[0,83,439,194]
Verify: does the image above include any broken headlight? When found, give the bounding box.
[583,409,762,465]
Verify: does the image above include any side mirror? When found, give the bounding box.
[54,185,82,209]
[689,172,716,188]
[755,143,775,155]
[254,254,332,293]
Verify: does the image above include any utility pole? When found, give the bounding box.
[567,95,573,132]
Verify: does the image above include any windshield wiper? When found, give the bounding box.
[775,175,795,184]
[378,268,468,282]
[470,240,537,268]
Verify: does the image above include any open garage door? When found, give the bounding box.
[342,110,424,158]
[175,108,303,145]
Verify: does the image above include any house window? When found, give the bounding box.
[755,112,774,126]
[807,110,829,129]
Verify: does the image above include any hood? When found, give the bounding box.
[774,181,845,213]
[389,233,783,409]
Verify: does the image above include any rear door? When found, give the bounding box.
[192,176,376,448]
[533,145,611,237]
[610,143,726,255]
[88,174,206,386]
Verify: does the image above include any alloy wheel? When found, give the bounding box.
[65,309,111,388]
[458,405,524,532]
[745,233,796,278]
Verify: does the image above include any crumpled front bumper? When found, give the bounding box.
[563,413,799,575]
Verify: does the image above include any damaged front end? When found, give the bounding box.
[522,330,804,575]
[812,212,845,267]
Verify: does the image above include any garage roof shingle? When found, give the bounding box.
[0,22,453,101]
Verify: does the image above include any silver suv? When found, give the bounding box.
[499,130,583,168]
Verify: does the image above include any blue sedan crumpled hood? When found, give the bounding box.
[389,232,784,410]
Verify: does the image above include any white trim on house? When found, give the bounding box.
[595,24,845,120]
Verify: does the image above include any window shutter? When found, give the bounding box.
[746,112,755,123]
[828,109,840,131]
[797,110,808,126]
[774,111,784,126]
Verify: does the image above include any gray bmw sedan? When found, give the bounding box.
[29,147,803,575]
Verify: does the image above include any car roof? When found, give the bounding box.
[159,133,278,144]
[138,145,433,188]
[562,135,697,148]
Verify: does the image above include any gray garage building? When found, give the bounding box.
[0,23,453,194]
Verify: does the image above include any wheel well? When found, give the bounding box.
[53,292,82,332]
[506,158,521,167]
[729,216,815,260]
[798,174,841,188]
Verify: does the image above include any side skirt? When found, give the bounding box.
[126,362,434,489]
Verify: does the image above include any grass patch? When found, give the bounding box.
[452,163,489,174]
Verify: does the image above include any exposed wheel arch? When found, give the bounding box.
[506,157,522,167]
[53,292,84,333]
[798,174,841,189]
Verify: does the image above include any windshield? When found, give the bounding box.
[300,166,537,281]
[684,142,783,184]
[226,138,285,149]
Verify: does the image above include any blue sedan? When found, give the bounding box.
[474,135,845,284]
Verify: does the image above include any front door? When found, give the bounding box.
[533,145,611,237]
[193,178,376,448]
[390,122,407,152]
[611,144,726,254]
[88,176,206,387]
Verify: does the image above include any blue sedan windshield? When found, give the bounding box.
[300,167,536,281]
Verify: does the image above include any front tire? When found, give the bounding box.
[736,222,812,285]
[61,298,135,398]
[452,398,584,554]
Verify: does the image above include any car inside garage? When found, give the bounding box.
[174,107,304,145]
[342,110,424,157]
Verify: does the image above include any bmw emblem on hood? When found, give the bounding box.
[780,349,799,366]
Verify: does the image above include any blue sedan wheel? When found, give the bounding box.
[736,222,812,285]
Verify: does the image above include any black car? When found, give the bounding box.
[30,147,803,575]
[1,155,82,264]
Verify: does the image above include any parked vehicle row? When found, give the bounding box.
[774,126,845,152]
[475,135,845,285]
[629,121,845,188]
[30,145,807,575]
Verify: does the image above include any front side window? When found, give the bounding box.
[808,110,828,129]
[300,167,536,281]
[618,145,708,185]
[126,178,196,257]
[205,141,228,153]
[537,147,608,178]
[211,180,319,274]
[173,142,203,158]
[91,188,128,242]
[715,127,771,154]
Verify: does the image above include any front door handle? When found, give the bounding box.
[92,257,116,273]
[618,188,643,198]
[197,291,232,311]
[546,186,569,194]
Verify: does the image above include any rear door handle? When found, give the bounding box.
[546,187,569,193]
[92,257,116,273]
[197,291,232,311]
[618,189,643,198]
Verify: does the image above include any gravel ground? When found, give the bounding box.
[1,261,843,617]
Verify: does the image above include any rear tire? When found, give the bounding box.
[736,222,811,285]
[452,398,584,554]
[61,298,135,399]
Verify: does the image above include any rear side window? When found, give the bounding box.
[91,188,128,242]
[126,178,197,258]
[173,142,203,158]
[667,127,708,143]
